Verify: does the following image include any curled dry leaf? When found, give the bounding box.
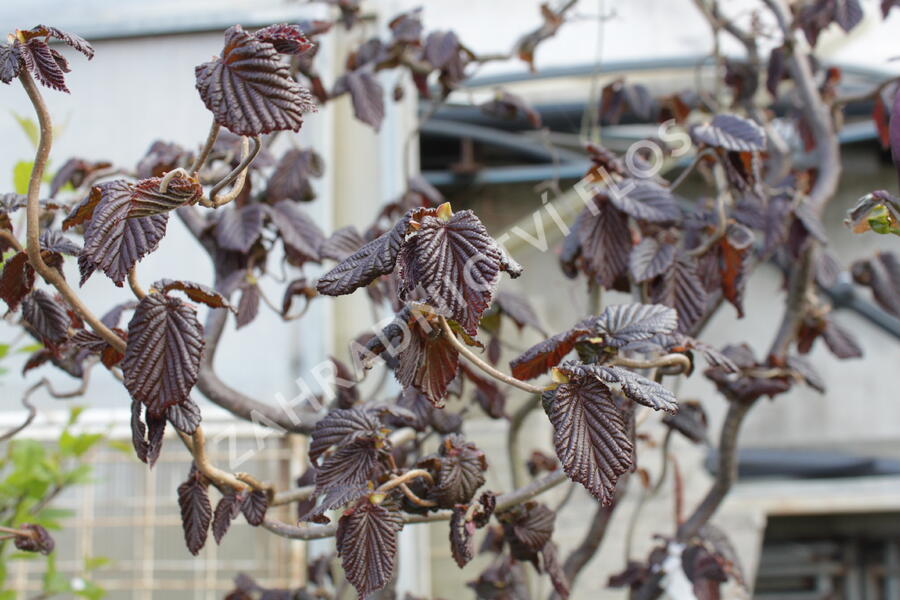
[152,279,231,310]
[425,434,487,508]
[13,524,55,555]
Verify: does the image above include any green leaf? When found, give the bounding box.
[0,344,9,359]
[13,161,33,195]
[105,440,132,454]
[11,112,39,148]
[17,342,44,354]
[60,431,103,458]
[75,580,105,600]
[83,556,111,571]
[60,464,93,486]
[867,205,900,235]
[67,406,86,427]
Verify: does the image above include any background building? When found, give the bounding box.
[0,0,898,598]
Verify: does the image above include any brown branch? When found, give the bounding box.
[262,468,569,541]
[189,121,221,174]
[0,230,22,252]
[377,469,434,493]
[834,75,900,107]
[202,135,261,208]
[762,0,841,360]
[634,4,841,598]
[127,267,148,300]
[611,353,692,374]
[17,70,126,355]
[196,307,319,434]
[550,478,627,600]
[271,484,315,507]
[439,316,545,394]
[179,428,247,492]
[676,399,752,540]
[397,483,438,508]
[508,395,540,489]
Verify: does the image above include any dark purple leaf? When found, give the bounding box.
[195,25,316,136]
[215,204,265,253]
[428,434,487,508]
[136,141,191,179]
[594,303,678,348]
[123,293,204,418]
[0,42,23,83]
[542,542,571,599]
[334,69,384,130]
[589,364,678,413]
[0,251,35,312]
[766,46,786,97]
[500,501,554,565]
[253,24,313,55]
[493,290,545,334]
[22,289,69,343]
[241,490,268,526]
[316,210,413,296]
[692,114,766,152]
[232,281,258,329]
[319,226,364,262]
[821,317,863,359]
[266,148,323,202]
[21,39,68,92]
[510,322,592,380]
[834,0,863,31]
[300,483,369,524]
[213,492,244,544]
[450,506,477,568]
[609,180,681,223]
[543,367,633,504]
[22,25,94,59]
[39,230,80,255]
[178,466,212,555]
[630,236,676,282]
[480,90,542,129]
[424,30,460,68]
[577,195,631,288]
[720,224,754,318]
[884,0,900,17]
[397,208,506,335]
[389,10,423,42]
[309,408,382,463]
[336,498,403,598]
[167,398,202,434]
[73,181,168,286]
[395,316,460,406]
[131,399,166,467]
[851,252,900,318]
[126,175,202,218]
[663,399,708,444]
[652,255,708,333]
[268,200,324,261]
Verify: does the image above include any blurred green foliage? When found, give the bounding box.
[0,407,109,599]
